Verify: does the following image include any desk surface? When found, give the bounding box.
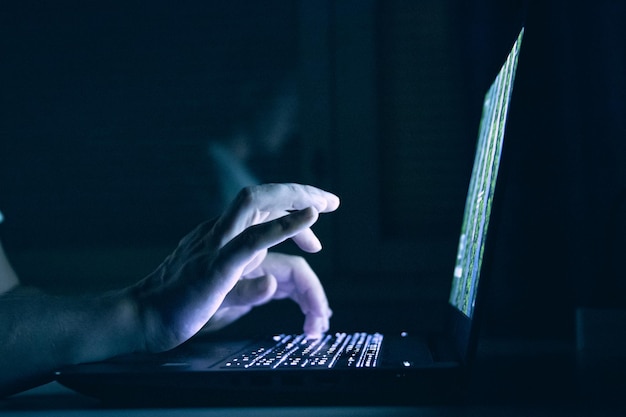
[1,338,623,416]
[1,382,620,417]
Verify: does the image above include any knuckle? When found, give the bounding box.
[289,254,309,270]
[234,185,258,208]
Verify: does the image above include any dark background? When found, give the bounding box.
[1,0,625,342]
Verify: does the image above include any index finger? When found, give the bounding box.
[212,183,340,248]
[208,207,320,300]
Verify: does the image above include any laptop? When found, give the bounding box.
[55,27,525,407]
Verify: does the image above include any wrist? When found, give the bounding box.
[101,289,146,358]
[63,289,146,366]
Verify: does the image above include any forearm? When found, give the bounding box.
[0,286,143,397]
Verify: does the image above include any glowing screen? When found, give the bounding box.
[448,28,524,317]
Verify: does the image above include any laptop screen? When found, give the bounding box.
[448,28,524,318]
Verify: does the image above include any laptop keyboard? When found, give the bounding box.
[222,332,383,369]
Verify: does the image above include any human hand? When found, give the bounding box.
[129,184,339,353]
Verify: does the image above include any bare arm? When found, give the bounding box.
[0,285,141,397]
[2,231,140,397]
